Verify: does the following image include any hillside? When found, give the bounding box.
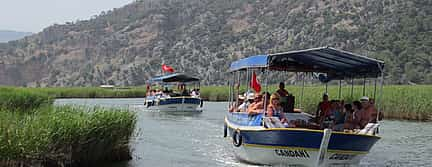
[0,0,431,86]
[0,30,32,43]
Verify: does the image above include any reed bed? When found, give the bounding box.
[0,87,53,111]
[0,88,137,167]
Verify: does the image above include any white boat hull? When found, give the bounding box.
[230,142,365,166]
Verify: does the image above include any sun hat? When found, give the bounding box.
[360,96,370,101]
[238,95,245,100]
[246,93,255,100]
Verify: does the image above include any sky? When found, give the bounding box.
[0,0,134,32]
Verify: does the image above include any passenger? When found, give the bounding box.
[343,104,355,130]
[322,100,337,128]
[266,94,288,124]
[238,93,254,112]
[229,95,245,112]
[353,97,371,129]
[247,93,264,115]
[276,82,289,97]
[332,100,346,131]
[276,82,289,112]
[181,88,189,96]
[316,93,331,125]
[367,98,379,123]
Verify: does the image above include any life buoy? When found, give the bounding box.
[223,123,227,138]
[232,129,242,147]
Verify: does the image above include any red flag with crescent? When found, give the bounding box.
[162,64,174,73]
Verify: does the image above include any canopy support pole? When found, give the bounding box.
[246,69,250,92]
[338,80,342,100]
[373,78,377,99]
[362,77,366,96]
[263,69,269,112]
[351,78,354,99]
[228,72,233,108]
[377,66,385,122]
[325,83,328,94]
[235,71,240,109]
[300,73,305,109]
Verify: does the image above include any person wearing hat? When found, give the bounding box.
[247,93,264,115]
[229,94,245,112]
[354,96,373,129]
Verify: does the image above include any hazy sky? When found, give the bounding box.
[0,0,134,32]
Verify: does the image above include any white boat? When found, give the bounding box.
[224,47,385,166]
[145,73,203,112]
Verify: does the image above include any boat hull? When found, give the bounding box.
[146,97,202,112]
[224,115,380,166]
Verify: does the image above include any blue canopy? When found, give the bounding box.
[148,73,200,83]
[229,47,384,78]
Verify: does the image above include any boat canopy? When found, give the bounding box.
[147,73,200,83]
[229,47,384,79]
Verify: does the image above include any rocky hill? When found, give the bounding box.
[0,30,32,43]
[0,0,431,86]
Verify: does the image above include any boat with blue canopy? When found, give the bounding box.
[224,47,384,166]
[145,73,203,112]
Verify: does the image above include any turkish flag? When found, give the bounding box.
[250,72,261,93]
[162,64,175,73]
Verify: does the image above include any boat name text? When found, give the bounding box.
[329,154,356,160]
[274,149,310,158]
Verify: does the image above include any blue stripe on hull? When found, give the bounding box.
[159,97,201,105]
[227,124,379,152]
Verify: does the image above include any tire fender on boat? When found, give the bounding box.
[223,123,228,138]
[232,129,242,147]
[200,99,204,108]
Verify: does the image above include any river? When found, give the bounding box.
[55,99,432,167]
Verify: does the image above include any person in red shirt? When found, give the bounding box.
[316,93,331,125]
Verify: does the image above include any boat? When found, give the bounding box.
[223,47,385,166]
[145,73,203,112]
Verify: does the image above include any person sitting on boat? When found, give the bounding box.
[316,93,331,125]
[247,93,265,115]
[367,98,380,123]
[276,82,289,97]
[237,92,254,112]
[266,93,288,124]
[343,103,355,130]
[229,94,245,112]
[353,98,371,129]
[332,100,346,131]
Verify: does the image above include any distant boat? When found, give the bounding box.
[224,47,384,166]
[99,85,115,89]
[144,73,203,112]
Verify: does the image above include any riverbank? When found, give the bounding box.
[1,85,431,121]
[0,88,136,167]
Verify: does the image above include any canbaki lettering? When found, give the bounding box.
[274,149,310,158]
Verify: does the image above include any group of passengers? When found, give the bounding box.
[316,93,381,131]
[229,82,295,127]
[229,82,381,131]
[147,87,200,98]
